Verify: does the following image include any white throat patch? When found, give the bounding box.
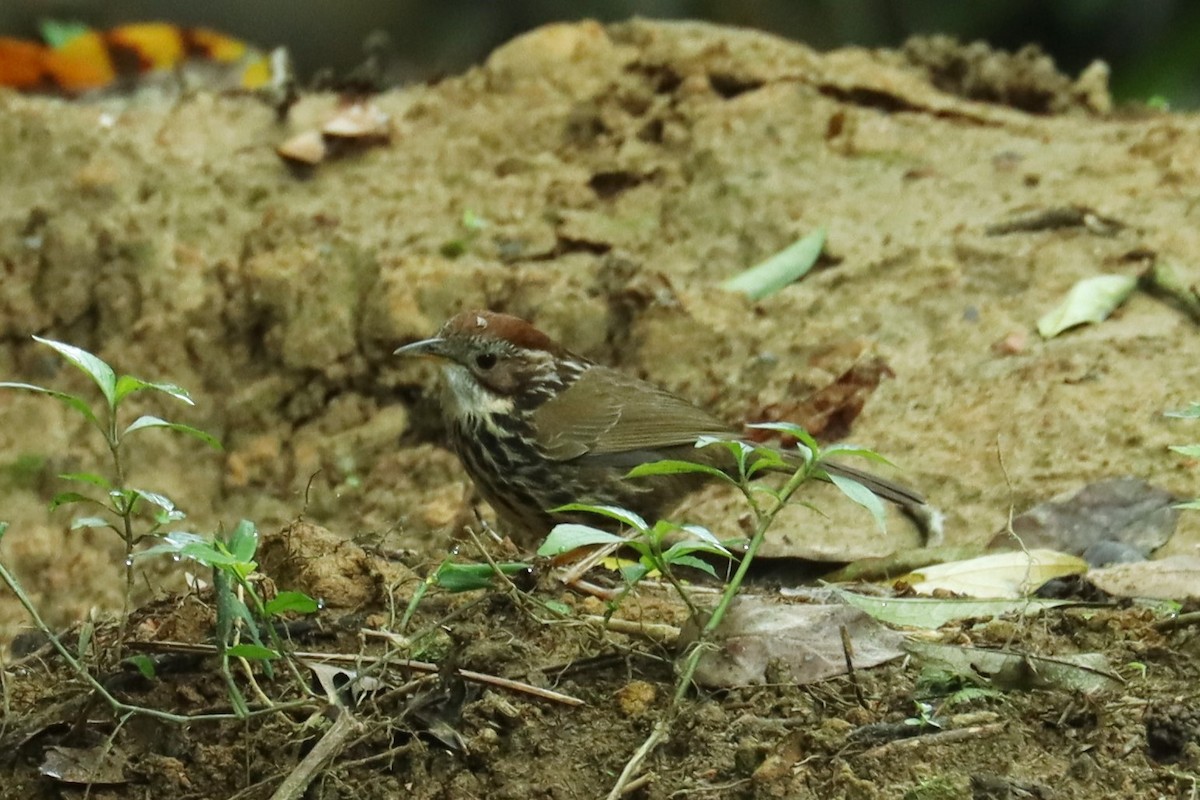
[442,363,514,418]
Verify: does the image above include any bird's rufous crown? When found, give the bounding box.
[440,310,558,353]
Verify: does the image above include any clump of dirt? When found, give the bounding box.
[1,18,1200,800]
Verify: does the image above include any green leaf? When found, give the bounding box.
[129,488,176,513]
[539,523,625,557]
[663,538,732,561]
[114,375,194,406]
[123,416,222,450]
[722,228,826,300]
[226,520,259,563]
[746,448,788,477]
[49,491,100,511]
[225,643,279,661]
[1037,274,1137,338]
[543,599,573,616]
[58,471,111,489]
[139,530,208,557]
[664,553,719,578]
[695,436,755,459]
[1169,445,1200,458]
[619,563,650,583]
[626,459,734,483]
[70,516,113,531]
[829,473,887,534]
[154,508,187,525]
[1173,500,1200,511]
[747,422,820,452]
[746,423,821,470]
[139,531,256,575]
[263,590,320,616]
[677,523,725,548]
[0,382,100,429]
[820,445,896,468]
[108,488,135,514]
[124,654,158,679]
[550,503,648,532]
[76,619,94,660]
[221,592,265,647]
[1165,403,1200,419]
[432,562,533,592]
[31,336,118,411]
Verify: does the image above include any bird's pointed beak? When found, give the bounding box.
[394,337,450,360]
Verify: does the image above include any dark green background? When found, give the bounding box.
[1,1,1193,107]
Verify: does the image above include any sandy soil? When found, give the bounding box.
[1,19,1198,800]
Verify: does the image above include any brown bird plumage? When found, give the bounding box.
[397,310,936,545]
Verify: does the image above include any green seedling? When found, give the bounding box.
[141,521,318,716]
[1167,402,1200,510]
[0,337,219,625]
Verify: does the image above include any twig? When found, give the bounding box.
[0,561,312,725]
[288,634,587,707]
[582,615,681,644]
[1154,610,1200,631]
[857,723,1005,759]
[607,718,672,800]
[268,708,361,800]
[336,741,418,770]
[1140,262,1200,325]
[556,540,625,589]
[139,638,585,707]
[840,625,866,708]
[619,771,655,795]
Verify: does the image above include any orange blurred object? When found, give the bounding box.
[0,21,273,93]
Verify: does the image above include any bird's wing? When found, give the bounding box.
[533,366,737,461]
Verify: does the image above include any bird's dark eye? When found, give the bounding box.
[475,352,498,370]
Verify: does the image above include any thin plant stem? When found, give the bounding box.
[0,558,311,724]
[606,455,817,799]
[106,416,134,658]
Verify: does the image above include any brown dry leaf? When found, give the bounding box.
[302,659,384,706]
[905,640,1122,693]
[276,129,327,165]
[685,596,905,687]
[900,549,1088,599]
[838,589,1073,630]
[1086,555,1200,601]
[322,102,391,141]
[40,745,129,785]
[749,355,894,442]
[989,477,1179,565]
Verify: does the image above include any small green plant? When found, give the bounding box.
[1167,402,1200,510]
[539,422,889,614]
[0,336,220,617]
[903,700,944,731]
[539,505,733,617]
[140,521,318,715]
[538,422,895,797]
[0,337,319,720]
[439,209,489,258]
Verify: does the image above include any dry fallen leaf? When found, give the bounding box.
[1037,274,1137,338]
[684,596,905,687]
[989,477,1178,564]
[1087,555,1200,600]
[900,549,1088,599]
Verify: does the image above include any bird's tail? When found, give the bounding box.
[820,459,943,545]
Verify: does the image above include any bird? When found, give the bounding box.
[396,310,937,546]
